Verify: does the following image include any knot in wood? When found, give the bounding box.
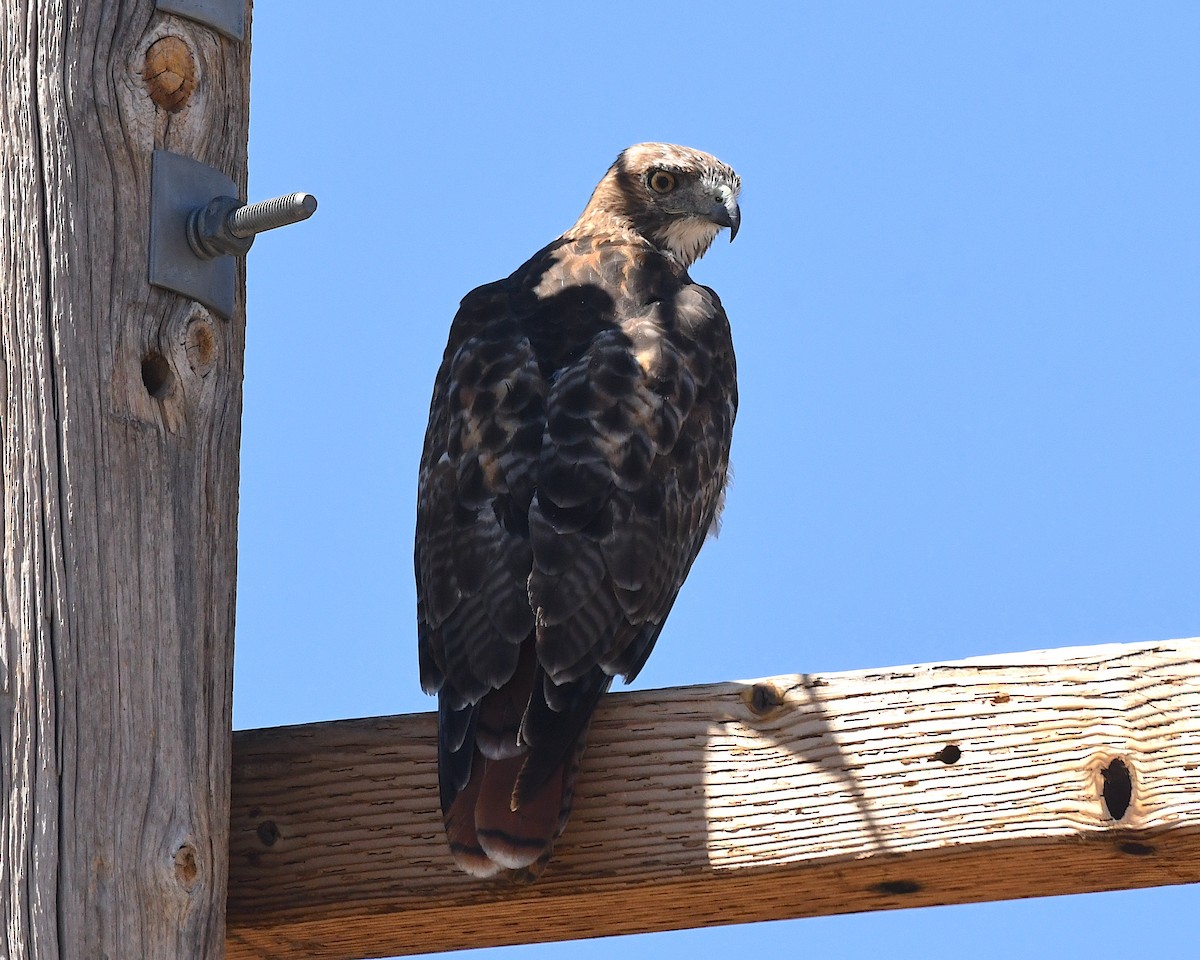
[744,681,786,718]
[185,315,217,376]
[173,844,200,890]
[143,36,196,112]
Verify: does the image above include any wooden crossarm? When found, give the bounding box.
[227,638,1200,960]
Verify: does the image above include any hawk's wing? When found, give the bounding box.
[416,281,539,698]
[416,242,736,877]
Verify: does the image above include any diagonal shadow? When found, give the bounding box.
[561,669,894,883]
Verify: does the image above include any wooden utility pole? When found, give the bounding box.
[1,3,248,956]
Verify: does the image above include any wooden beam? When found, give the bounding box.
[227,638,1200,959]
[2,4,247,955]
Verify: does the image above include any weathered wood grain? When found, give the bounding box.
[228,638,1200,960]
[1,2,249,956]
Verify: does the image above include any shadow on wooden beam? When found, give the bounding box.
[226,638,1200,960]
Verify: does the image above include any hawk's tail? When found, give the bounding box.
[439,640,609,880]
[444,730,589,882]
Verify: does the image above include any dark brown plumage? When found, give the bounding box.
[416,143,741,879]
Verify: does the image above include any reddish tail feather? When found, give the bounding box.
[444,733,588,882]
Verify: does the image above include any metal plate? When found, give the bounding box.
[149,150,239,320]
[156,0,245,42]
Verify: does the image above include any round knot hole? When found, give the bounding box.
[936,744,962,765]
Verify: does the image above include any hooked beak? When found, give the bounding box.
[708,194,741,241]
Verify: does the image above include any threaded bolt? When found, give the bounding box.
[187,192,318,260]
[228,193,317,239]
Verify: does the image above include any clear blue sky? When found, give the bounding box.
[234,4,1199,957]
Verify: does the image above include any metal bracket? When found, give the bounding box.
[155,0,245,42]
[149,150,317,320]
[150,150,240,319]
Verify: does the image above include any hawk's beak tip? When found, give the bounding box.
[707,194,741,242]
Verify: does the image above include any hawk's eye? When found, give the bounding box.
[648,170,677,194]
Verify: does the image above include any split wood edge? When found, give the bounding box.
[227,637,1200,960]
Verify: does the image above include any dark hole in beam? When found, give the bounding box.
[1101,758,1133,820]
[1118,841,1155,857]
[141,351,174,399]
[936,744,962,764]
[872,880,922,896]
[256,820,280,847]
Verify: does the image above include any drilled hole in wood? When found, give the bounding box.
[1101,758,1133,820]
[936,744,961,764]
[141,352,174,399]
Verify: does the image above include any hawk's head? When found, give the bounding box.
[571,143,741,267]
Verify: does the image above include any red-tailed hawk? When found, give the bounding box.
[416,143,741,879]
